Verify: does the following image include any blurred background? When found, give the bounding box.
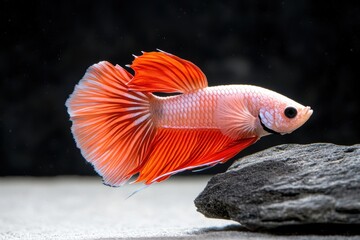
[1,1,359,177]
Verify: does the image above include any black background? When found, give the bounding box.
[1,1,359,177]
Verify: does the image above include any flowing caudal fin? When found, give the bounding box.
[128,50,208,93]
[66,61,155,187]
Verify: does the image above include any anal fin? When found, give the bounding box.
[135,128,258,184]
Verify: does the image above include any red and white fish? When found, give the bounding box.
[66,50,313,187]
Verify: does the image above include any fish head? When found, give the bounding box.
[257,92,313,136]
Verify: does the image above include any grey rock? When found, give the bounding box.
[194,143,360,230]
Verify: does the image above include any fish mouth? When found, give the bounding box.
[258,115,280,135]
[307,106,313,116]
[303,106,313,119]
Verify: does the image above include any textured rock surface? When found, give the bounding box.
[195,143,360,230]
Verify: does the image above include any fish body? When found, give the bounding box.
[66,50,313,186]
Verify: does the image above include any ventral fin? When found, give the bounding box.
[128,50,208,93]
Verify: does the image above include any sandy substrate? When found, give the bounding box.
[0,176,358,240]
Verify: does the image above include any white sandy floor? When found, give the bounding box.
[0,177,358,240]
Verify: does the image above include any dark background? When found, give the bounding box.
[1,1,359,177]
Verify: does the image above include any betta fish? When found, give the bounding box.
[66,50,313,187]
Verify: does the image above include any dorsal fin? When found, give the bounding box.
[127,50,208,93]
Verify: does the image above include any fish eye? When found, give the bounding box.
[284,107,297,119]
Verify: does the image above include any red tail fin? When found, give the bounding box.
[66,61,155,186]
